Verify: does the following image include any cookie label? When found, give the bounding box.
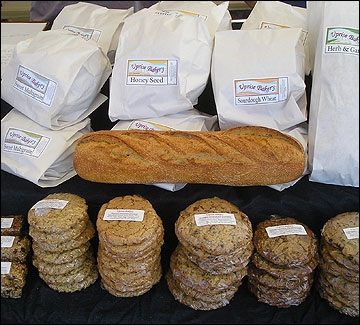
[1,262,12,275]
[343,227,359,240]
[1,218,14,229]
[194,213,237,227]
[1,236,15,248]
[103,209,145,222]
[265,224,307,238]
[31,199,69,210]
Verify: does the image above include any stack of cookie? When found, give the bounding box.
[317,212,359,317]
[248,216,318,308]
[1,215,31,298]
[96,195,164,297]
[28,193,98,293]
[167,197,253,310]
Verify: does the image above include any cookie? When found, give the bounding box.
[180,239,254,264]
[318,271,359,301]
[170,245,246,294]
[100,277,157,297]
[253,216,318,266]
[32,220,95,253]
[1,236,31,263]
[248,280,310,308]
[319,248,359,282]
[98,245,161,274]
[38,255,96,285]
[99,227,163,259]
[28,193,88,233]
[166,271,230,311]
[322,239,358,272]
[175,197,253,256]
[248,262,312,290]
[99,262,162,291]
[96,195,163,246]
[321,212,359,265]
[1,286,23,299]
[1,261,28,287]
[33,249,93,276]
[46,267,98,293]
[181,243,251,275]
[32,241,91,265]
[316,280,359,317]
[173,273,238,303]
[29,219,88,244]
[252,252,318,280]
[1,215,25,236]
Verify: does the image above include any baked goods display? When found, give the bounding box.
[167,197,253,310]
[96,195,163,297]
[28,193,98,293]
[316,212,359,317]
[1,215,30,299]
[73,126,306,186]
[248,216,318,308]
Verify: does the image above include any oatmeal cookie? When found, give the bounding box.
[96,195,163,246]
[175,197,253,256]
[253,216,318,266]
[28,193,88,233]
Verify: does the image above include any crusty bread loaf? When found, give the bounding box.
[73,126,305,186]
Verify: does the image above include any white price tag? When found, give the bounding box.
[31,199,69,210]
[266,224,307,238]
[1,236,15,248]
[1,262,12,275]
[343,227,359,240]
[103,209,145,222]
[194,213,237,227]
[1,218,14,229]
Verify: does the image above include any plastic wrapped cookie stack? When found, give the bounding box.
[1,215,31,298]
[96,195,164,297]
[317,212,359,317]
[248,216,318,308]
[167,197,254,310]
[28,193,98,293]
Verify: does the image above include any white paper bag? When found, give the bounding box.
[212,28,306,131]
[155,1,232,39]
[52,2,133,63]
[241,1,310,75]
[307,1,359,187]
[1,109,91,187]
[1,29,112,130]
[108,7,212,121]
[112,109,218,191]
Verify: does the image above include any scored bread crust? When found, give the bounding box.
[73,126,305,186]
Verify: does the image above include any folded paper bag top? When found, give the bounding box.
[1,29,112,130]
[73,126,306,187]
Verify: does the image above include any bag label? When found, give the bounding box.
[265,224,307,238]
[234,77,288,105]
[162,9,207,21]
[13,65,57,106]
[63,25,102,42]
[343,227,359,240]
[103,209,145,222]
[1,236,15,248]
[31,199,69,210]
[128,120,173,131]
[127,60,178,86]
[325,27,359,56]
[260,21,308,45]
[1,262,12,275]
[3,128,50,158]
[194,213,237,227]
[1,218,14,229]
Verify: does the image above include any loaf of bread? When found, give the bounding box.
[73,126,305,186]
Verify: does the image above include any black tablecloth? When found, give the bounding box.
[1,79,359,324]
